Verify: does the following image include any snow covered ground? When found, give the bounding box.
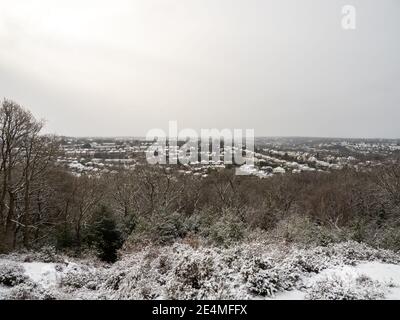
[275,261,400,300]
[22,262,59,288]
[1,241,400,300]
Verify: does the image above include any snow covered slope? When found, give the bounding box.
[1,241,400,300]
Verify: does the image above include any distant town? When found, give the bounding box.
[58,136,400,178]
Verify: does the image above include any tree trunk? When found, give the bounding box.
[5,191,16,250]
[22,180,31,248]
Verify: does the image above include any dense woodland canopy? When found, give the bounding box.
[1,99,400,262]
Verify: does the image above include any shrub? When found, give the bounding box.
[5,281,57,300]
[244,257,302,297]
[129,211,188,245]
[55,225,75,251]
[285,251,332,274]
[165,250,223,299]
[374,224,400,253]
[328,241,400,265]
[273,214,343,246]
[207,213,246,246]
[154,212,187,244]
[86,206,123,262]
[103,271,126,291]
[60,263,104,290]
[36,246,59,263]
[174,257,213,290]
[306,274,386,300]
[0,262,28,287]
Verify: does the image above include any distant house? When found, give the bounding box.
[273,166,285,174]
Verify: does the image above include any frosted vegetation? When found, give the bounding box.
[1,241,400,300]
[2,100,400,300]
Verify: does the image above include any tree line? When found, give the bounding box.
[1,99,400,262]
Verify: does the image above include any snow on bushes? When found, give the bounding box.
[0,261,28,287]
[59,262,106,291]
[245,266,300,297]
[0,240,400,299]
[306,274,387,300]
[104,245,244,299]
[4,281,58,300]
[328,241,400,265]
[100,240,400,299]
[0,246,64,264]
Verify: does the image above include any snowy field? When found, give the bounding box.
[1,241,400,300]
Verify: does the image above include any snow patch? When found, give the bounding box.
[22,262,58,289]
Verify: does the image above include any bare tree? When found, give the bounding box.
[0,99,58,251]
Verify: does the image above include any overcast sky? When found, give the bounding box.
[0,0,399,138]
